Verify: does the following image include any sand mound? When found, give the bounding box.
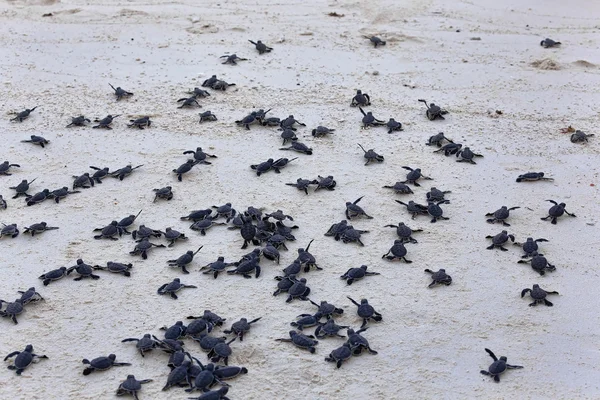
[572,60,596,68]
[530,58,561,70]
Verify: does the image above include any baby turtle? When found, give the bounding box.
[186,363,220,393]
[570,130,594,143]
[273,274,298,296]
[223,317,262,341]
[191,217,227,235]
[310,300,343,319]
[324,220,349,240]
[345,196,373,220]
[93,221,120,240]
[262,243,280,263]
[167,246,203,274]
[518,253,556,275]
[418,99,448,120]
[347,297,382,328]
[67,259,101,281]
[424,268,452,287]
[82,354,131,375]
[426,187,451,202]
[272,157,297,173]
[130,238,166,259]
[0,161,20,176]
[153,186,173,202]
[364,35,386,47]
[541,200,576,224]
[199,110,218,122]
[480,348,523,382]
[21,135,49,148]
[157,278,197,299]
[109,83,133,100]
[1,223,19,238]
[183,147,218,164]
[346,327,378,355]
[239,217,260,249]
[162,227,188,247]
[0,299,24,324]
[211,80,236,91]
[382,240,412,262]
[11,107,37,122]
[227,257,261,279]
[286,178,317,195]
[515,238,549,258]
[161,321,187,340]
[177,97,201,108]
[280,141,313,155]
[111,164,144,181]
[276,331,318,353]
[395,200,428,219]
[340,227,369,246]
[17,287,44,305]
[49,187,80,203]
[295,240,320,272]
[251,158,274,176]
[188,87,211,98]
[312,126,335,137]
[456,147,483,164]
[359,107,385,129]
[39,267,67,285]
[315,319,349,339]
[286,278,310,302]
[10,179,35,198]
[202,75,218,87]
[486,206,520,226]
[188,387,230,400]
[341,265,380,285]
[4,345,48,375]
[116,210,142,236]
[383,182,413,194]
[516,172,553,182]
[427,200,449,223]
[402,166,432,186]
[540,38,561,48]
[280,129,298,145]
[351,90,371,107]
[93,114,120,129]
[486,230,515,251]
[385,118,403,133]
[358,143,384,165]
[220,53,247,65]
[290,312,322,331]
[133,223,164,240]
[94,262,133,277]
[0,195,5,210]
[23,222,59,236]
[280,115,306,130]
[248,39,273,54]
[200,257,238,279]
[315,175,336,191]
[25,188,50,206]
[89,166,110,184]
[128,116,151,129]
[121,334,162,357]
[434,142,462,156]
[181,209,213,222]
[521,284,559,307]
[263,116,282,127]
[116,375,153,399]
[325,344,353,368]
[426,132,454,147]
[266,209,294,223]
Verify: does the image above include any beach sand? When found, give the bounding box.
[1,0,600,399]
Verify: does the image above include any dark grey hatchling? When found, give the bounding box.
[286,278,310,302]
[0,195,5,210]
[221,53,247,65]
[427,200,449,223]
[358,144,384,165]
[250,158,274,176]
[21,135,49,148]
[177,97,202,108]
[190,218,227,236]
[50,187,80,203]
[351,90,371,107]
[200,257,238,279]
[0,161,20,176]
[286,178,317,195]
[395,200,429,219]
[340,265,380,285]
[111,164,144,181]
[359,107,385,129]
[128,116,151,129]
[167,246,203,274]
[1,223,20,238]
[93,114,120,129]
[426,187,451,202]
[325,344,353,368]
[39,267,67,286]
[434,142,462,156]
[291,312,322,330]
[280,128,298,144]
[456,147,483,164]
[121,334,162,357]
[385,118,403,133]
[94,262,133,277]
[0,299,24,324]
[570,130,594,143]
[188,387,230,400]
[211,79,236,91]
[486,230,515,251]
[486,206,520,226]
[515,238,549,258]
[183,147,218,164]
[384,222,422,243]
[424,269,452,287]
[23,222,59,236]
[310,300,344,320]
[312,126,335,137]
[540,38,561,48]
[364,35,386,47]
[67,259,101,281]
[72,173,94,189]
[199,111,217,122]
[116,375,153,399]
[541,200,576,224]
[82,354,131,375]
[17,287,44,305]
[280,115,306,130]
[94,221,119,240]
[4,345,48,375]
[109,83,133,100]
[347,297,382,328]
[383,182,413,194]
[426,132,454,147]
[157,278,197,299]
[418,99,448,120]
[346,327,378,355]
[153,186,173,202]
[116,210,142,236]
[163,227,188,247]
[382,240,412,262]
[130,238,166,259]
[521,284,559,307]
[480,348,523,382]
[402,166,432,186]
[90,166,110,184]
[315,319,349,339]
[223,317,262,341]
[516,172,553,182]
[188,87,211,98]
[280,141,313,155]
[249,39,273,54]
[275,331,319,353]
[315,175,336,191]
[345,196,373,219]
[11,106,38,122]
[10,178,35,198]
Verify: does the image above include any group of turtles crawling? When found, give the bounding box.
[1,30,590,398]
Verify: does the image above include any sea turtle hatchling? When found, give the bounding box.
[315,175,336,191]
[364,36,386,47]
[456,147,484,164]
[382,240,412,262]
[426,187,451,202]
[188,87,211,98]
[188,387,230,400]
[167,246,203,274]
[202,75,218,87]
[223,317,262,341]
[157,278,197,299]
[177,97,201,108]
[183,147,218,164]
[250,158,274,176]
[262,243,280,263]
[402,166,433,186]
[198,111,218,122]
[312,126,335,137]
[82,354,131,375]
[163,227,188,247]
[359,107,385,129]
[110,164,144,181]
[324,344,353,368]
[248,39,273,54]
[427,200,450,223]
[23,222,59,236]
[345,196,373,220]
[280,129,298,145]
[11,107,38,122]
[17,287,44,305]
[272,157,297,173]
[434,142,462,156]
[385,118,403,133]
[290,312,322,331]
[486,206,520,226]
[73,173,94,190]
[153,186,173,202]
[273,274,298,296]
[121,334,162,357]
[324,220,349,240]
[116,375,153,399]
[383,182,413,194]
[340,265,380,285]
[540,38,561,48]
[358,144,384,165]
[279,115,306,130]
[130,238,166,259]
[514,238,549,258]
[109,83,133,101]
[49,187,80,203]
[0,161,20,176]
[263,116,282,127]
[4,345,48,375]
[521,284,559,307]
[10,179,35,199]
[280,141,313,155]
[480,348,523,382]
[181,209,213,222]
[418,99,448,120]
[286,178,317,195]
[200,257,238,279]
[541,200,576,224]
[89,166,110,184]
[211,80,236,91]
[0,195,5,210]
[160,321,187,340]
[295,240,321,272]
[351,90,371,107]
[517,253,556,275]
[38,267,67,286]
[309,300,344,320]
[115,210,142,236]
[275,331,319,353]
[570,130,594,143]
[191,217,227,235]
[227,258,261,278]
[94,262,133,277]
[286,278,310,302]
[92,114,120,129]
[127,116,151,129]
[424,269,452,287]
[395,200,428,219]
[516,172,554,183]
[1,223,19,238]
[21,135,49,148]
[315,319,349,339]
[93,221,120,240]
[346,327,378,355]
[0,299,24,324]
[347,297,382,328]
[220,53,247,65]
[67,259,101,281]
[340,227,369,246]
[486,230,515,251]
[426,132,454,147]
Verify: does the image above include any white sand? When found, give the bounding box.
[1,0,600,398]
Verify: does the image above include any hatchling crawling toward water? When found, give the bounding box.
[127,116,151,129]
[456,147,483,164]
[383,182,414,194]
[418,99,448,120]
[384,222,422,243]
[1,223,19,238]
[540,38,561,48]
[130,238,166,259]
[395,200,428,219]
[93,114,120,129]
[4,345,48,375]
[521,284,559,306]
[364,35,386,47]
[382,240,412,262]
[0,299,24,324]
[94,262,133,277]
[486,230,515,251]
[67,259,101,281]
[157,278,197,299]
[518,253,556,275]
[198,111,217,122]
[345,196,373,219]
[424,268,452,287]
[21,135,49,148]
[11,107,37,122]
[516,172,553,182]
[541,200,576,224]
[486,206,520,226]
[116,375,153,398]
[39,267,67,286]
[275,331,319,353]
[340,265,380,285]
[223,317,262,341]
[402,166,432,186]
[249,39,273,54]
[82,354,131,375]
[346,327,378,355]
[0,161,20,176]
[570,130,594,143]
[347,297,382,328]
[111,164,143,181]
[23,222,58,236]
[220,53,247,65]
[351,90,371,107]
[426,132,454,147]
[325,344,353,368]
[163,227,188,247]
[434,142,462,156]
[359,107,385,129]
[17,287,44,305]
[109,83,133,100]
[177,97,201,108]
[358,144,384,165]
[286,178,317,194]
[515,238,549,258]
[480,348,523,382]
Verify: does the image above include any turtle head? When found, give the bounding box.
[59,267,67,272]
[173,278,181,283]
[360,299,368,305]
[126,374,135,380]
[217,256,224,261]
[288,330,297,336]
[501,230,508,234]
[206,363,215,371]
[499,356,507,362]
[299,278,307,283]
[25,345,33,352]
[111,221,118,226]
[175,321,183,326]
[532,284,540,289]
[108,354,117,361]
[559,203,566,207]
[347,328,355,335]
[360,265,368,270]
[76,259,84,264]
[219,387,229,395]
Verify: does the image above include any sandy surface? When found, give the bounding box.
[1,0,600,399]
